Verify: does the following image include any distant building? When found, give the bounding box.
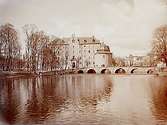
[157,61,166,70]
[125,55,144,67]
[59,35,113,69]
[125,54,156,67]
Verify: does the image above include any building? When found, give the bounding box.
[52,39,69,69]
[125,54,156,67]
[125,55,144,67]
[58,35,113,69]
[78,36,101,68]
[95,43,112,67]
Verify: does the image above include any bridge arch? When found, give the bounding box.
[78,70,84,74]
[130,68,138,74]
[147,69,154,74]
[87,69,96,74]
[115,68,126,74]
[101,69,111,74]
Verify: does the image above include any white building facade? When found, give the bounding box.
[57,35,113,69]
[95,43,113,67]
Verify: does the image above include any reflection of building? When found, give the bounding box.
[61,35,113,69]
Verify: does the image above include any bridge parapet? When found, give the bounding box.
[74,66,156,74]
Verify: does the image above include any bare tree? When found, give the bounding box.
[23,25,68,73]
[113,57,125,67]
[23,24,38,72]
[48,37,63,70]
[152,25,167,66]
[41,44,55,71]
[64,48,69,70]
[0,23,21,71]
[23,24,50,73]
[30,31,49,73]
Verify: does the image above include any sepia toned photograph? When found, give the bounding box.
[0,0,167,125]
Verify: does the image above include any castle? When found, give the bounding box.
[55,35,113,69]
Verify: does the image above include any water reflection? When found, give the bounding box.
[0,75,112,125]
[0,78,23,124]
[150,77,167,123]
[2,75,167,125]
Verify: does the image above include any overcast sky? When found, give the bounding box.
[0,0,167,57]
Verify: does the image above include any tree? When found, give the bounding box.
[48,37,64,70]
[23,24,49,73]
[23,24,38,72]
[30,31,49,72]
[152,25,167,66]
[0,23,21,71]
[64,49,69,70]
[113,57,125,66]
[41,45,56,71]
[23,25,65,73]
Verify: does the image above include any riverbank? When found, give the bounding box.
[0,71,35,79]
[0,69,76,79]
[1,69,167,79]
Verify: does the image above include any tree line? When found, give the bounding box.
[0,23,167,73]
[0,23,63,73]
[151,25,167,66]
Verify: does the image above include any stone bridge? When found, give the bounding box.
[74,66,156,74]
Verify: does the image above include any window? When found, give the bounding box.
[102,64,105,67]
[72,62,75,68]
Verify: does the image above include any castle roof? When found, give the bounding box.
[62,36,101,45]
[78,36,100,45]
[96,43,112,54]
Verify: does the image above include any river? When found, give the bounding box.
[0,74,167,125]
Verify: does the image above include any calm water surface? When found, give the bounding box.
[0,74,167,125]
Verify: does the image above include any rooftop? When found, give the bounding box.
[62,36,101,45]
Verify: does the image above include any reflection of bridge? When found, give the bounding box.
[75,67,156,74]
